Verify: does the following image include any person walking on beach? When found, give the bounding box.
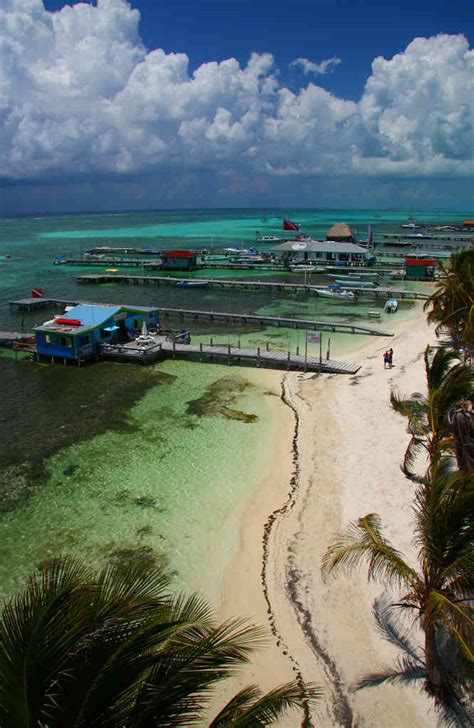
[388,348,394,368]
[383,350,389,369]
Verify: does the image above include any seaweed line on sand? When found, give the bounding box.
[260,374,353,728]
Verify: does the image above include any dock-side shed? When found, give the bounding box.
[34,304,159,362]
[404,258,438,281]
[161,250,199,270]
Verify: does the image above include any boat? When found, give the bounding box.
[334,279,379,288]
[312,288,356,300]
[105,268,119,272]
[384,298,398,313]
[290,264,317,273]
[328,271,380,280]
[175,280,209,288]
[256,235,283,243]
[235,254,265,263]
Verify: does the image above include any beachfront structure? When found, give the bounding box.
[404,258,438,281]
[326,223,354,242]
[161,250,199,270]
[274,240,375,266]
[34,303,159,362]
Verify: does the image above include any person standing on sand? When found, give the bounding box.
[387,348,394,368]
[383,350,389,369]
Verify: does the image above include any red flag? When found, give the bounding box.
[32,288,44,298]
[283,217,300,231]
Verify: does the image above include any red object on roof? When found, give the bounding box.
[55,318,82,326]
[161,249,197,258]
[405,259,437,266]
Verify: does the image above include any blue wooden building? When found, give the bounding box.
[34,304,159,362]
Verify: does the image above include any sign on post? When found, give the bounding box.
[306,331,321,344]
[304,330,322,372]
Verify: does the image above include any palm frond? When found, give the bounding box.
[124,618,268,727]
[427,593,474,663]
[209,681,321,727]
[322,514,420,592]
[209,685,262,726]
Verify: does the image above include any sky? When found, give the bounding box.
[0,0,473,214]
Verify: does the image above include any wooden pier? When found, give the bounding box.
[75,273,429,300]
[0,328,361,374]
[157,307,392,336]
[8,297,393,336]
[99,339,361,374]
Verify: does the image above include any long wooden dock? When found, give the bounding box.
[157,307,392,336]
[8,297,393,336]
[100,340,361,374]
[75,273,429,300]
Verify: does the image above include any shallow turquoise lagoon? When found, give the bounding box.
[0,359,281,603]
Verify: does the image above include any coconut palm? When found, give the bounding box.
[0,557,317,727]
[390,346,474,474]
[322,456,474,716]
[423,250,474,350]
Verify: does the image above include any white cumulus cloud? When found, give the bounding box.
[290,57,342,75]
[0,0,472,187]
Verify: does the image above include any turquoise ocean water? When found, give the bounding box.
[0,208,467,602]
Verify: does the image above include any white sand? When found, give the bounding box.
[214,305,440,726]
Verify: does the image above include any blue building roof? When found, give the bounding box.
[61,304,121,327]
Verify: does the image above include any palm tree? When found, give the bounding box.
[423,250,474,350]
[390,346,474,474]
[0,557,318,727]
[322,456,473,717]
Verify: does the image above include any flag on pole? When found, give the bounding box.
[367,224,373,248]
[283,217,300,231]
[306,331,321,344]
[32,288,44,298]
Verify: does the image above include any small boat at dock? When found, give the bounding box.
[334,279,379,288]
[290,264,317,273]
[328,271,380,279]
[312,288,356,300]
[256,235,284,243]
[176,280,209,288]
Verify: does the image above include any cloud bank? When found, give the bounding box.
[1,0,473,189]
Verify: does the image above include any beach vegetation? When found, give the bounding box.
[390,346,474,474]
[0,556,317,727]
[323,456,473,722]
[424,250,474,352]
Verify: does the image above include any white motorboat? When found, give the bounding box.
[256,235,284,243]
[312,288,355,300]
[290,264,317,272]
[334,278,379,288]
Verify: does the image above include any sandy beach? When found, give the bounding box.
[215,304,440,726]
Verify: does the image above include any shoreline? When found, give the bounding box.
[215,303,438,725]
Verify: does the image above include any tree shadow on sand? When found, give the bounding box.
[352,597,473,728]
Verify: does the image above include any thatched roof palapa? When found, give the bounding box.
[326,223,354,242]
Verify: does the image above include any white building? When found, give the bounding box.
[273,239,375,266]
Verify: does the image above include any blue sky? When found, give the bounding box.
[1,0,473,213]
